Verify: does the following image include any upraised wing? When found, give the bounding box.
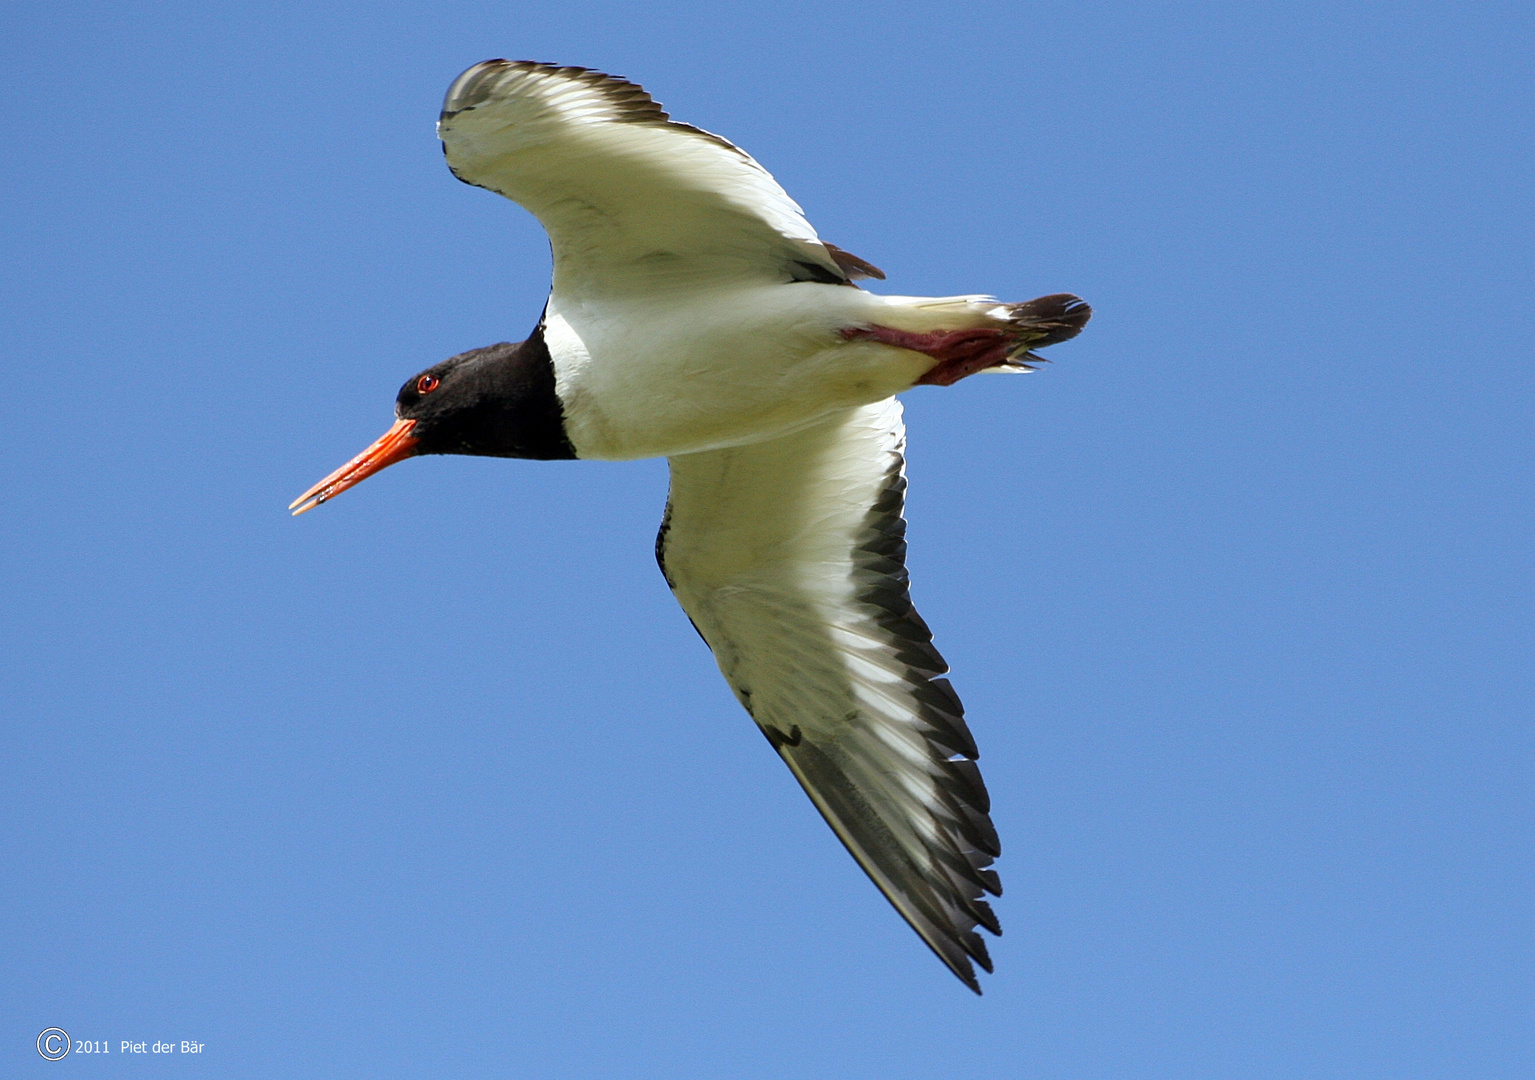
[656,398,1002,992]
[437,61,882,293]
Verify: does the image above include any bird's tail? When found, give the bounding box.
[993,293,1093,367]
[845,291,1092,386]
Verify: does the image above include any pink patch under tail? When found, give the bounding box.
[840,326,1016,387]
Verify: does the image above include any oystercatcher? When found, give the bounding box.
[292,60,1090,993]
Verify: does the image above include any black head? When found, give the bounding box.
[290,327,574,516]
[395,334,575,460]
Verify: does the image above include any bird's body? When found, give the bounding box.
[545,285,1006,459]
[293,59,1090,993]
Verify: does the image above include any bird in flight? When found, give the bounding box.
[292,60,1089,993]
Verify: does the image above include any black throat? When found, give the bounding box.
[406,327,577,460]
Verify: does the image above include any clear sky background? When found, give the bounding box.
[3,1,1531,1077]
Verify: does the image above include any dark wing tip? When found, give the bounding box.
[442,59,667,121]
[439,59,753,161]
[442,58,512,116]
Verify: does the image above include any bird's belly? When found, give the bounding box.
[546,284,930,460]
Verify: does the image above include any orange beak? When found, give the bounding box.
[289,418,419,516]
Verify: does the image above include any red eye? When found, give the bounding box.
[416,374,440,394]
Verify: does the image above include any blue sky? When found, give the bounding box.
[3,1,1531,1076]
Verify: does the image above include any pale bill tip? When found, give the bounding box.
[288,490,327,516]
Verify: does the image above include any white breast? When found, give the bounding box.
[544,282,933,460]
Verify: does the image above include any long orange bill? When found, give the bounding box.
[289,418,419,516]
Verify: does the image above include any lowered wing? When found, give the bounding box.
[656,399,1002,992]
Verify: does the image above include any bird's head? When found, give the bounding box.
[289,335,575,516]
